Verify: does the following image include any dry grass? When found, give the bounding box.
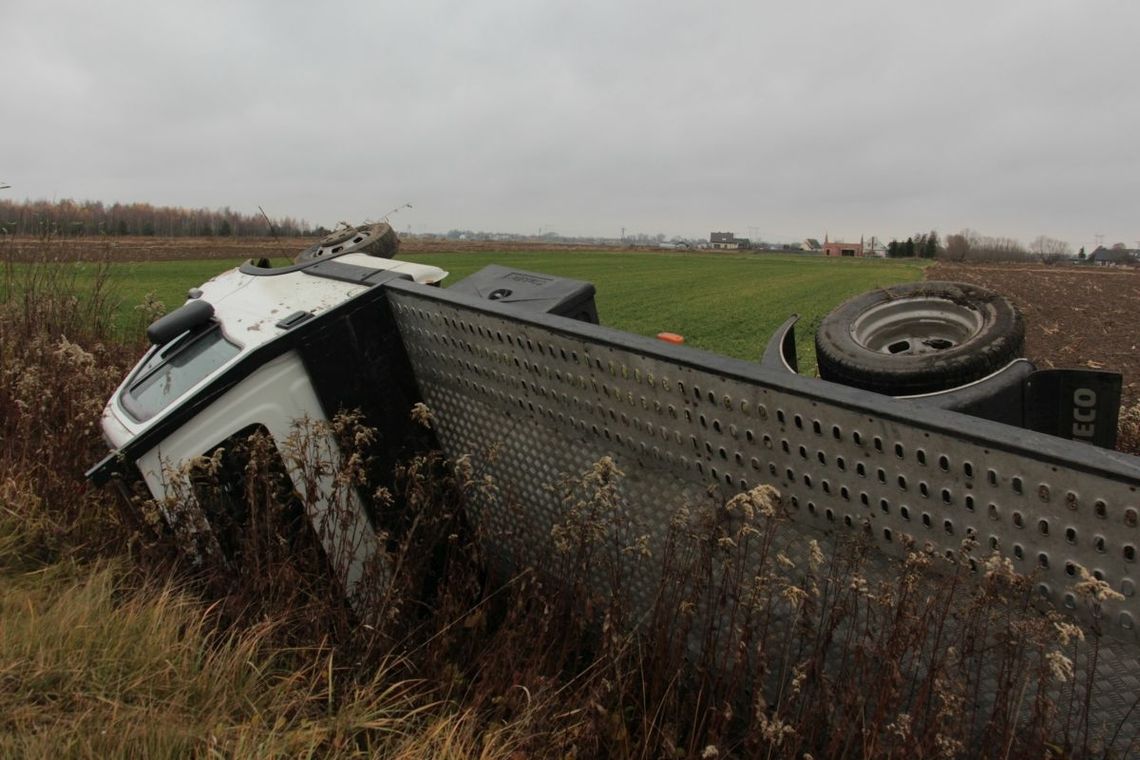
[1119,401,1140,456]
[0,559,430,758]
[0,240,140,566]
[3,238,1138,758]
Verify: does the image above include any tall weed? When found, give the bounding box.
[0,238,139,563]
[1119,400,1140,455]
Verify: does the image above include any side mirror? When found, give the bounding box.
[146,300,215,345]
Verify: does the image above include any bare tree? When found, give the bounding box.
[939,229,1030,262]
[1029,235,1072,264]
[944,232,971,262]
[0,198,313,238]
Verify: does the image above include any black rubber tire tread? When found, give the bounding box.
[814,281,1024,396]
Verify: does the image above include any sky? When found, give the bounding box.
[3,0,1138,249]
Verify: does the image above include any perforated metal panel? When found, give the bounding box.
[385,279,1140,731]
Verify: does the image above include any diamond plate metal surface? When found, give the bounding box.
[386,281,1140,734]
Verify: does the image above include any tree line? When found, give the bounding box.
[886,231,941,259]
[886,229,1076,263]
[0,198,314,238]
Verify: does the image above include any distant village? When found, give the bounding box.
[416,228,877,254]
[421,227,1137,265]
[708,232,883,257]
[1,197,1134,266]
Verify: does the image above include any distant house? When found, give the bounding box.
[801,238,822,252]
[1088,246,1137,266]
[709,232,751,250]
[823,238,864,257]
[710,232,738,249]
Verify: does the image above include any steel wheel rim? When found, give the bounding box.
[849,297,984,356]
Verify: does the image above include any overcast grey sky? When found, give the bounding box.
[4,0,1138,248]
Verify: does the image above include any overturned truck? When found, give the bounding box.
[89,225,1140,735]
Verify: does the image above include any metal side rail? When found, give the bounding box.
[386,279,1140,629]
[384,278,1140,726]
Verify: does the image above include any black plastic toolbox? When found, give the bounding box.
[448,265,599,324]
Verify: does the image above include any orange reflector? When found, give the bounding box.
[656,332,685,344]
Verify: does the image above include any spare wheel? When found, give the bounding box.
[814,280,1024,396]
[295,222,400,263]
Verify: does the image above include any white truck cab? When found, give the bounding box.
[91,252,448,604]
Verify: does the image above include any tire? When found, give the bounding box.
[295,222,400,263]
[814,281,1024,396]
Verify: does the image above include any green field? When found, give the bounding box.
[98,251,924,375]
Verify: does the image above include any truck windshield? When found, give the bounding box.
[120,324,240,422]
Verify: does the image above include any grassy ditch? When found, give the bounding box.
[1,239,1137,757]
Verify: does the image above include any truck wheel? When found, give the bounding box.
[814,281,1024,396]
[295,222,400,263]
